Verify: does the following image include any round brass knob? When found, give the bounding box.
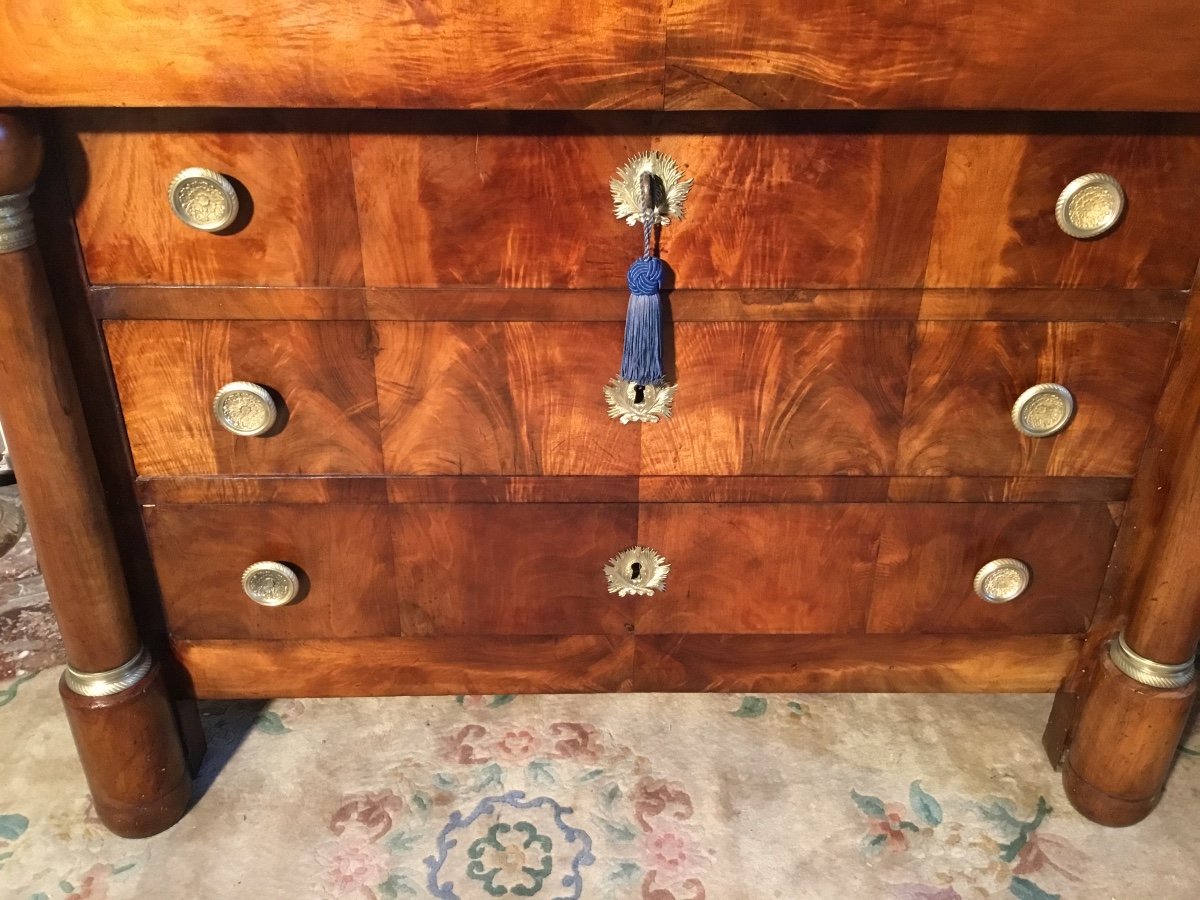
[1055,172,1124,239]
[241,561,300,607]
[973,558,1031,604]
[168,167,239,232]
[213,382,277,437]
[603,546,670,597]
[1011,383,1075,438]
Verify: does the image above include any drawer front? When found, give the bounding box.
[106,320,384,476]
[110,320,1172,478]
[68,112,1200,289]
[147,499,1115,641]
[637,502,1116,635]
[867,503,1120,635]
[147,503,638,640]
[897,322,1175,477]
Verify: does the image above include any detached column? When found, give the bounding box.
[0,114,189,837]
[1064,304,1200,826]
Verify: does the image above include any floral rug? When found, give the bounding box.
[1,668,1197,900]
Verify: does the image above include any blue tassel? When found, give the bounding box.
[620,256,665,385]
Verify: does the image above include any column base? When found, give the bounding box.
[59,661,191,838]
[1062,651,1195,826]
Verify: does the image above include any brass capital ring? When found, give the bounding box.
[64,646,153,697]
[1109,632,1195,690]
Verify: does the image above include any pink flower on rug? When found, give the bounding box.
[492,728,541,762]
[632,777,695,832]
[64,863,113,900]
[315,837,391,898]
[549,721,603,761]
[868,804,915,852]
[1013,830,1087,882]
[644,830,699,874]
[441,724,492,764]
[641,870,706,900]
[330,789,406,842]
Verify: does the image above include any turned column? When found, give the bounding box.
[1063,299,1200,826]
[0,114,190,838]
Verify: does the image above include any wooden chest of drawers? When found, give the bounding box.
[1,1,1198,839]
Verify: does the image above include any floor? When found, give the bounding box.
[1,485,1197,899]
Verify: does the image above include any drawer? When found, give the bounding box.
[146,502,638,640]
[110,319,1173,478]
[67,111,1200,289]
[378,321,910,476]
[106,320,385,476]
[638,502,1116,635]
[897,322,1175,477]
[146,498,1115,641]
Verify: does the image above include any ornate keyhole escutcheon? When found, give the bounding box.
[604,377,675,424]
[604,546,670,597]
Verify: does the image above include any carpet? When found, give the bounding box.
[1,668,1197,899]
[1,491,1198,899]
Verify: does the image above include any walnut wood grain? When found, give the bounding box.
[665,1,1200,112]
[59,664,191,838]
[173,636,635,698]
[636,504,882,634]
[897,322,1176,477]
[390,504,637,636]
[374,322,639,476]
[106,320,383,476]
[926,133,1200,289]
[145,504,401,640]
[1,1,664,109]
[634,634,1083,692]
[356,127,944,288]
[65,112,365,286]
[0,118,141,673]
[1064,655,1196,825]
[136,475,1132,507]
[641,322,911,475]
[90,286,1188,323]
[1061,268,1200,825]
[868,504,1120,635]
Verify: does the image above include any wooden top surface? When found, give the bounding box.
[4,1,1200,111]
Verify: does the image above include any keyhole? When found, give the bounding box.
[632,384,646,406]
[629,562,642,581]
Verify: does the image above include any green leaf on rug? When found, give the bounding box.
[410,792,430,812]
[387,831,418,853]
[378,873,418,897]
[786,701,806,716]
[1009,876,1060,900]
[0,672,37,708]
[59,882,74,893]
[601,820,639,842]
[606,862,641,882]
[602,784,621,809]
[528,760,555,785]
[487,695,516,708]
[253,711,290,734]
[0,814,28,841]
[113,863,136,875]
[1180,744,1200,757]
[732,696,768,718]
[850,790,887,818]
[434,773,456,790]
[474,763,503,792]
[909,781,943,827]
[998,797,1050,863]
[577,769,605,782]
